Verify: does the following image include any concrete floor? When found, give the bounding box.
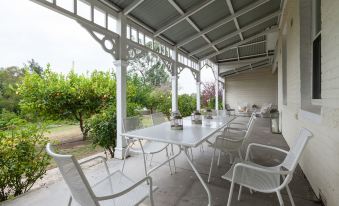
[2,117,321,206]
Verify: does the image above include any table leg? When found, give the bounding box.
[183,147,212,206]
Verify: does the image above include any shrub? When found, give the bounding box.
[178,94,196,117]
[0,125,50,201]
[85,106,116,158]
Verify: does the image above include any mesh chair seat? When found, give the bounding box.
[222,160,280,192]
[210,136,244,152]
[129,141,169,154]
[91,170,157,206]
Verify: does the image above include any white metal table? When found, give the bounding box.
[122,116,235,206]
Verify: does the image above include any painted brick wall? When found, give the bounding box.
[225,67,278,109]
[276,0,339,205]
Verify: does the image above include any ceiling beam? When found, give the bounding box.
[154,0,215,36]
[220,63,272,77]
[218,55,273,66]
[189,11,280,56]
[176,0,270,47]
[123,0,144,15]
[203,27,278,60]
[168,0,219,52]
[225,0,243,40]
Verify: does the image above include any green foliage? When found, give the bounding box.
[18,69,116,139]
[24,59,44,76]
[178,94,196,117]
[0,125,50,201]
[0,66,24,113]
[0,109,26,131]
[128,52,170,87]
[85,106,116,157]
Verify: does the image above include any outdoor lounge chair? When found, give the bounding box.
[46,143,155,206]
[122,116,173,176]
[225,104,235,116]
[222,128,312,206]
[208,115,257,183]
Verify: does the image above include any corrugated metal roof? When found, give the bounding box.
[237,1,280,27]
[107,0,282,65]
[216,49,238,60]
[215,35,241,50]
[242,17,278,38]
[162,20,197,43]
[238,42,266,57]
[195,47,216,59]
[181,37,208,53]
[190,0,230,29]
[129,0,180,30]
[205,21,237,42]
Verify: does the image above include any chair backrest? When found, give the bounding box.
[225,104,232,110]
[46,143,99,206]
[246,112,256,128]
[281,128,312,171]
[151,112,167,125]
[244,115,256,139]
[123,116,143,132]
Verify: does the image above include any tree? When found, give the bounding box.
[0,66,24,113]
[178,94,196,117]
[24,59,44,76]
[85,105,116,157]
[128,52,170,87]
[18,69,116,140]
[201,82,222,109]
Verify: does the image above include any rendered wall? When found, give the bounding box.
[276,0,339,205]
[225,67,278,109]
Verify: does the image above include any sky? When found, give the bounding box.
[0,0,215,94]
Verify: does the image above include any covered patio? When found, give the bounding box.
[5,0,338,205]
[4,117,320,206]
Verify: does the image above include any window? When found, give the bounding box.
[312,0,321,99]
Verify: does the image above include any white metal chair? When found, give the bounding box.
[122,116,173,176]
[222,128,312,206]
[208,115,257,183]
[150,112,178,172]
[225,104,236,116]
[46,143,155,206]
[224,112,256,133]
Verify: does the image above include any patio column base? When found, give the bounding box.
[114,146,128,159]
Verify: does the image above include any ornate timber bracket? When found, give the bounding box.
[79,22,120,60]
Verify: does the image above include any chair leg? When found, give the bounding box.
[217,151,221,167]
[149,154,154,166]
[238,149,243,160]
[171,144,177,173]
[121,145,131,173]
[208,148,216,183]
[276,191,284,206]
[229,153,233,164]
[286,185,295,206]
[165,147,173,175]
[237,186,243,201]
[190,148,194,162]
[227,182,235,206]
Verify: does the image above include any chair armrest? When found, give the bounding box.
[232,162,289,178]
[216,135,243,143]
[96,176,153,201]
[228,122,247,126]
[80,156,110,175]
[245,143,288,161]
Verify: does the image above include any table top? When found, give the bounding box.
[121,116,233,147]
